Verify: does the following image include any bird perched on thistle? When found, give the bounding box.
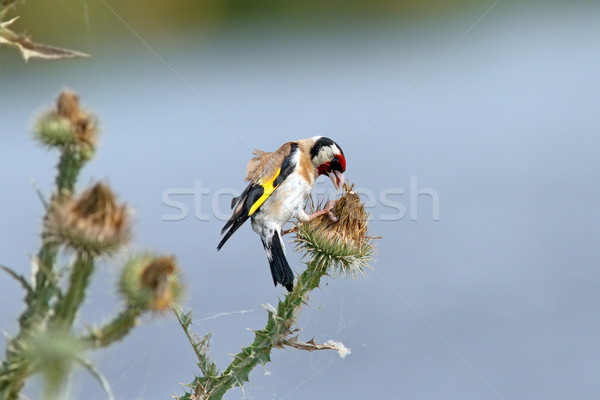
[217,136,346,291]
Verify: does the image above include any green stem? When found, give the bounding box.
[0,245,62,399]
[197,259,328,400]
[51,253,95,331]
[42,373,62,400]
[33,143,87,301]
[19,146,87,334]
[0,147,89,399]
[0,350,30,400]
[55,148,85,198]
[0,220,61,400]
[83,307,143,348]
[30,146,87,328]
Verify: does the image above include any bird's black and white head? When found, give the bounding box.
[310,136,346,190]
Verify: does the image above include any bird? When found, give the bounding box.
[217,136,346,292]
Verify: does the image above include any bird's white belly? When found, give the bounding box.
[251,175,312,235]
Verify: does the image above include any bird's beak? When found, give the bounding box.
[328,171,345,190]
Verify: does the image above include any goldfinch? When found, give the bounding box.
[217,136,346,291]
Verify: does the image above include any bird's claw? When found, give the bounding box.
[323,200,338,222]
[306,200,338,222]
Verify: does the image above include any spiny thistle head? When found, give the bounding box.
[34,89,98,159]
[119,254,184,312]
[44,182,131,255]
[297,183,376,277]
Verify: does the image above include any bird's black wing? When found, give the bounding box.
[217,143,298,250]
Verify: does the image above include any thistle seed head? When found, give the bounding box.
[297,183,376,277]
[44,182,130,255]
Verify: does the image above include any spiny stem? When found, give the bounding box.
[55,148,86,199]
[0,234,59,400]
[203,258,328,399]
[180,186,374,400]
[83,307,143,348]
[0,349,30,400]
[0,107,91,399]
[24,146,88,332]
[51,252,95,331]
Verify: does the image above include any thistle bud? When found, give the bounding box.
[297,183,375,277]
[119,254,183,312]
[34,90,98,157]
[44,182,130,255]
[34,114,74,148]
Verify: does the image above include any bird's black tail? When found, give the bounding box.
[263,231,294,292]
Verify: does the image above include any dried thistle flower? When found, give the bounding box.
[119,254,183,312]
[44,182,130,255]
[34,90,98,158]
[297,183,376,277]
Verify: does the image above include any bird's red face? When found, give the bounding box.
[310,137,346,190]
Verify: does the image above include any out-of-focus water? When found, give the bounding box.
[2,2,600,399]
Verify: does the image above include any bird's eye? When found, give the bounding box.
[334,154,346,171]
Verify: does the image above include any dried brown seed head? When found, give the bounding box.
[44,182,130,255]
[310,183,369,248]
[297,183,376,277]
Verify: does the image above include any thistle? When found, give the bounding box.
[297,183,375,277]
[34,90,98,157]
[44,182,131,256]
[83,254,184,350]
[34,90,99,198]
[177,183,377,400]
[0,90,181,400]
[119,254,184,312]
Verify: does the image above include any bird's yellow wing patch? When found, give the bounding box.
[248,167,281,216]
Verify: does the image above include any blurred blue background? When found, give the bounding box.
[2,0,600,399]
